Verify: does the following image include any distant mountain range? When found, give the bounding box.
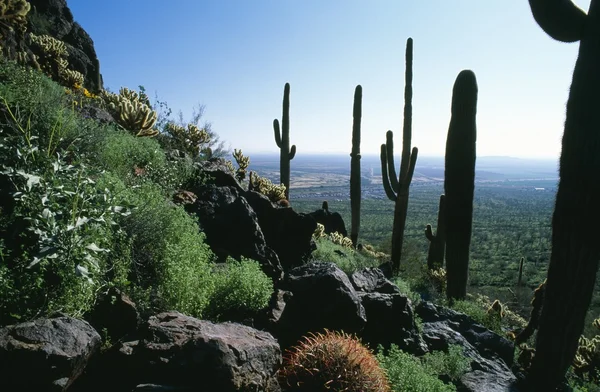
[246,153,559,182]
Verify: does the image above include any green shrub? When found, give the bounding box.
[204,257,274,322]
[449,299,502,335]
[376,344,458,392]
[421,345,471,382]
[93,129,196,192]
[106,179,215,318]
[0,96,131,324]
[312,237,379,274]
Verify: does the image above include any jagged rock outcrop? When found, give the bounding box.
[307,204,348,237]
[0,314,101,391]
[26,0,103,92]
[350,268,427,355]
[74,312,282,392]
[184,159,317,278]
[416,301,518,392]
[274,261,367,349]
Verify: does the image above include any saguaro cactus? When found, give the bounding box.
[444,70,478,301]
[273,82,296,200]
[380,37,418,275]
[425,194,446,270]
[527,1,600,390]
[350,85,362,248]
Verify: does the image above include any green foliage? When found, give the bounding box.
[449,299,502,335]
[204,257,274,322]
[0,98,131,323]
[421,345,471,382]
[105,179,215,318]
[311,237,380,274]
[92,128,196,192]
[376,344,457,392]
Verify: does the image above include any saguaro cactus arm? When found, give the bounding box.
[529,0,586,42]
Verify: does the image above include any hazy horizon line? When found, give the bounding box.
[241,150,560,161]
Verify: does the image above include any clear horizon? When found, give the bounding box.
[67,0,591,160]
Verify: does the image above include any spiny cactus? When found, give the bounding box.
[526,1,600,389]
[248,171,287,204]
[273,82,296,200]
[380,37,418,276]
[350,85,362,248]
[0,0,31,62]
[278,329,391,392]
[232,148,250,182]
[444,70,477,301]
[425,194,446,270]
[164,122,210,158]
[102,87,158,137]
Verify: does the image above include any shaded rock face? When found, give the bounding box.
[186,159,317,277]
[275,261,367,349]
[307,207,348,238]
[416,301,518,392]
[27,0,103,92]
[350,268,427,355]
[0,315,101,391]
[77,312,282,392]
[85,287,140,342]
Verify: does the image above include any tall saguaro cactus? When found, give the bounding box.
[350,85,362,248]
[527,1,600,390]
[444,70,478,301]
[425,194,446,270]
[380,37,418,275]
[273,82,296,200]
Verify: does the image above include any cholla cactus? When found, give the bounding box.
[232,149,250,182]
[313,223,326,240]
[428,267,447,293]
[0,0,30,36]
[573,334,600,382]
[164,122,210,158]
[329,231,354,249]
[61,68,85,87]
[29,33,85,88]
[102,87,159,137]
[248,171,287,203]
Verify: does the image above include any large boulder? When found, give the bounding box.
[0,314,101,392]
[350,268,427,355]
[77,312,282,392]
[27,0,103,92]
[416,301,518,392]
[186,159,317,276]
[188,184,283,281]
[307,205,348,238]
[275,261,367,349]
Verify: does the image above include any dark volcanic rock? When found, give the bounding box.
[276,261,367,349]
[307,206,348,237]
[27,0,103,92]
[0,314,101,392]
[416,301,518,392]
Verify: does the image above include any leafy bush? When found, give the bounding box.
[204,257,274,322]
[449,299,502,334]
[0,99,131,323]
[376,344,458,392]
[93,129,195,191]
[312,237,379,274]
[104,178,215,317]
[421,345,471,382]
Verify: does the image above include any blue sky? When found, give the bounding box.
[67,0,591,159]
